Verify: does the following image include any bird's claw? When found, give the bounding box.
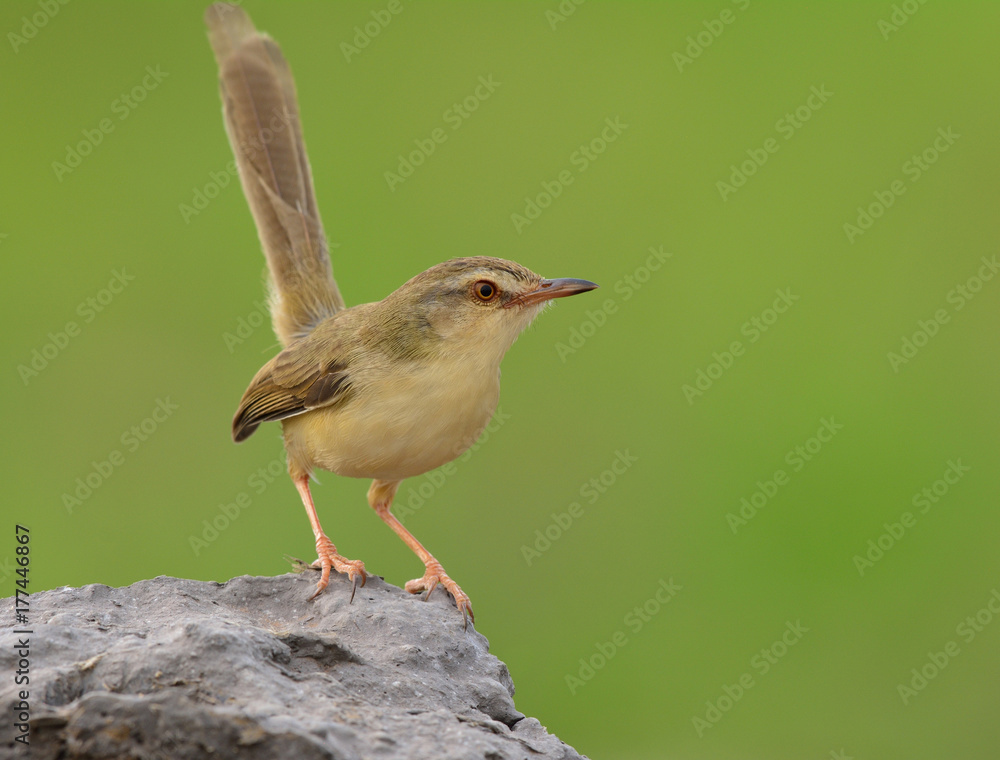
[405,563,474,629]
[309,535,366,602]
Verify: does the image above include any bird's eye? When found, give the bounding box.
[474,280,497,301]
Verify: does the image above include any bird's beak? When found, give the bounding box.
[505,278,598,308]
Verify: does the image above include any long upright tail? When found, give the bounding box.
[205,3,344,347]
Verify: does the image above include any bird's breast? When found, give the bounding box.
[284,352,501,482]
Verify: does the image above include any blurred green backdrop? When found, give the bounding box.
[3,1,999,757]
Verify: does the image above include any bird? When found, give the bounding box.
[205,3,597,626]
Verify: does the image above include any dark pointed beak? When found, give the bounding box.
[505,278,598,308]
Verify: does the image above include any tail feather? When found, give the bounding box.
[205,2,344,346]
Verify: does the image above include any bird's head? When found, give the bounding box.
[381,256,597,362]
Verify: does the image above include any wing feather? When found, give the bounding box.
[232,350,351,442]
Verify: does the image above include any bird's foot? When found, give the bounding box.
[309,534,366,602]
[405,561,474,629]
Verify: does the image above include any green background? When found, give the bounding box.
[3,1,999,757]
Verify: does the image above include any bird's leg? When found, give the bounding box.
[293,474,366,601]
[367,479,474,627]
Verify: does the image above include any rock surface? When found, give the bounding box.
[1,572,585,759]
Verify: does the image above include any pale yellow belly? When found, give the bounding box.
[282,360,499,482]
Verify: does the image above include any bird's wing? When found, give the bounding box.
[232,336,353,443]
[205,3,345,347]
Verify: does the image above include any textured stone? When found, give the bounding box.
[1,572,584,759]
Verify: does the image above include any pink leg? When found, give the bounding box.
[293,475,366,601]
[367,479,474,628]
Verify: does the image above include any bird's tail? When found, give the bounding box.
[205,2,344,347]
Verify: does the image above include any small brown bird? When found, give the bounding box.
[205,3,596,625]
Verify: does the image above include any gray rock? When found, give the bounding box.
[1,572,585,759]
